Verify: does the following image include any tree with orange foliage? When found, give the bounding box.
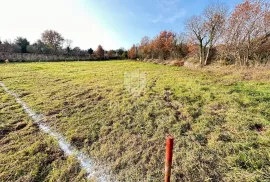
[226,0,269,66]
[128,44,137,59]
[186,42,198,57]
[95,45,104,59]
[149,37,158,59]
[153,31,176,60]
[263,1,270,34]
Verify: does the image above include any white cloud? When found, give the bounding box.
[167,9,186,23]
[0,0,123,50]
[152,0,186,23]
[152,15,162,23]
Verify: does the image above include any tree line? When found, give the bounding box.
[128,0,270,66]
[0,30,128,60]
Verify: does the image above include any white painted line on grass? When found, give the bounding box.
[0,81,111,182]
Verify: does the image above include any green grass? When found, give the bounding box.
[0,86,88,181]
[0,61,270,181]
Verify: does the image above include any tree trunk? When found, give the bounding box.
[204,47,210,66]
[199,42,204,65]
[246,42,250,66]
[204,42,213,66]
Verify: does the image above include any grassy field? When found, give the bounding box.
[0,61,270,181]
[0,84,88,181]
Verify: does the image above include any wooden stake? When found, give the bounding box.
[165,136,174,182]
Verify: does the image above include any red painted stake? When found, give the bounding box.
[165,136,174,182]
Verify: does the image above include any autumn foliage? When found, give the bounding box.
[129,0,269,66]
[225,0,270,66]
[128,44,137,59]
[0,0,269,65]
[95,45,104,59]
[128,31,189,60]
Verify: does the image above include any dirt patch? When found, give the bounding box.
[95,95,104,101]
[20,92,31,97]
[70,136,86,149]
[0,122,28,139]
[249,123,264,132]
[0,127,12,139]
[15,122,27,130]
[46,110,61,116]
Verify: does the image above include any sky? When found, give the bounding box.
[0,0,244,50]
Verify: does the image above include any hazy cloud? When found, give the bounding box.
[0,0,125,49]
[152,0,186,23]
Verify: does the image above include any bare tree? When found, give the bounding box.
[139,36,151,59]
[65,39,72,49]
[185,2,227,66]
[64,39,73,55]
[41,30,64,54]
[186,15,207,65]
[203,2,228,65]
[0,40,20,53]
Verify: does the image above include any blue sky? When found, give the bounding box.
[85,0,244,49]
[0,0,244,50]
